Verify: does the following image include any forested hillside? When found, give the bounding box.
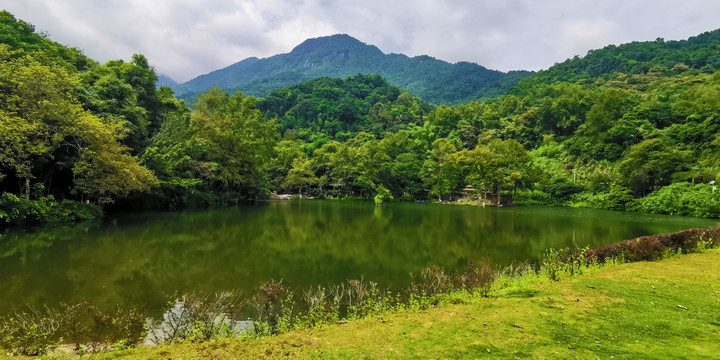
[2,9,720,227]
[244,28,720,216]
[172,34,532,105]
[258,75,433,140]
[535,29,720,82]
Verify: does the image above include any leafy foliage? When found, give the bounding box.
[0,307,62,356]
[534,29,720,83]
[191,89,276,190]
[0,44,157,204]
[258,74,432,141]
[373,184,393,206]
[0,193,101,227]
[0,10,94,71]
[631,183,720,217]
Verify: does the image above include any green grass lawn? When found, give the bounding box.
[52,249,720,360]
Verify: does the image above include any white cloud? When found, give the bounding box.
[554,19,624,62]
[3,0,720,82]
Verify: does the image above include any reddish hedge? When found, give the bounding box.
[592,225,720,263]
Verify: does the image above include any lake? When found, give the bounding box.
[0,200,716,315]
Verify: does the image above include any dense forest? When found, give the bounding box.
[2,9,720,227]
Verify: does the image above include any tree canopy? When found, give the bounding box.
[3,9,720,220]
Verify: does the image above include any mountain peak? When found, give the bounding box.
[175,34,529,104]
[290,34,383,57]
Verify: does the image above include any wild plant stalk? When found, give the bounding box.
[0,306,63,356]
[146,291,243,345]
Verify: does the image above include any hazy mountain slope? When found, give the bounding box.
[174,34,530,105]
[156,74,179,88]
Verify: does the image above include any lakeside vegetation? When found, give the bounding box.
[109,248,720,359]
[1,224,718,357]
[3,200,711,328]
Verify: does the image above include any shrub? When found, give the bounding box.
[407,265,453,297]
[631,182,720,218]
[568,184,634,211]
[544,180,585,203]
[146,291,244,345]
[345,279,393,319]
[538,247,596,280]
[345,279,371,309]
[302,286,341,327]
[407,263,497,298]
[340,196,365,201]
[0,193,101,227]
[373,185,394,206]
[540,248,565,281]
[604,184,635,211]
[593,225,720,263]
[514,189,552,206]
[61,302,146,353]
[253,280,291,333]
[456,262,495,296]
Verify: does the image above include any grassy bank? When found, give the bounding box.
[15,247,717,359]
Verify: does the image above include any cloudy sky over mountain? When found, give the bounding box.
[4,0,719,82]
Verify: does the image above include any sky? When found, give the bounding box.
[4,0,720,83]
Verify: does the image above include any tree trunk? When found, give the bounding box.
[25,178,30,199]
[44,167,55,196]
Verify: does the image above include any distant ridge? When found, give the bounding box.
[156,74,178,88]
[172,34,532,105]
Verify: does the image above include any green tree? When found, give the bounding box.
[0,10,93,71]
[356,138,390,196]
[485,139,539,199]
[0,45,156,202]
[283,157,317,196]
[327,140,362,194]
[579,88,637,136]
[423,138,460,201]
[374,184,393,206]
[190,89,276,194]
[619,138,690,196]
[462,145,493,193]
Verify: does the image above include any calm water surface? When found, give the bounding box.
[0,200,715,315]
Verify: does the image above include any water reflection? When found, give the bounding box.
[0,201,715,315]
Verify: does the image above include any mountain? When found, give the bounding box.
[156,74,178,88]
[173,34,532,105]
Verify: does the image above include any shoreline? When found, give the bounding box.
[3,224,719,358]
